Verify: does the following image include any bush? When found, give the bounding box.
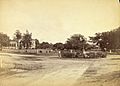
[61,50,107,58]
[61,50,84,58]
[85,51,107,58]
[61,52,76,58]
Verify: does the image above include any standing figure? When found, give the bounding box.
[58,50,61,58]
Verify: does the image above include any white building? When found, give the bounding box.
[31,39,36,49]
[9,40,17,49]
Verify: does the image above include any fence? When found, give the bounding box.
[1,49,58,56]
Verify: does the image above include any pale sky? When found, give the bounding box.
[0,0,120,43]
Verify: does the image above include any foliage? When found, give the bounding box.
[35,39,40,49]
[61,51,76,58]
[85,51,107,58]
[0,33,10,47]
[14,30,22,41]
[22,30,32,49]
[64,34,87,50]
[53,42,64,50]
[3,26,120,51]
[108,27,120,49]
[90,26,120,51]
[14,30,22,48]
[39,42,53,49]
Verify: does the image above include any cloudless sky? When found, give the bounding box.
[0,0,120,43]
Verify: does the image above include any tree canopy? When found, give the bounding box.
[64,34,87,50]
[22,30,32,49]
[39,42,53,49]
[0,33,10,47]
[1,26,120,51]
[90,27,120,51]
[53,42,64,50]
[14,30,22,41]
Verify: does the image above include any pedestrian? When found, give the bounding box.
[58,50,61,58]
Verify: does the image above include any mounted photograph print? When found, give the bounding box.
[0,0,120,86]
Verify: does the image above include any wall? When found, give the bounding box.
[2,48,58,56]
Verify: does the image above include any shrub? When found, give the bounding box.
[61,52,75,58]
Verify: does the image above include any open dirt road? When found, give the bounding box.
[0,52,120,86]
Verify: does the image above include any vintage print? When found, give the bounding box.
[0,0,120,86]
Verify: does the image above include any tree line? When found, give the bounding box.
[0,33,9,47]
[0,26,120,51]
[89,27,120,51]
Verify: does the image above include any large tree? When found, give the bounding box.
[14,30,22,41]
[89,32,109,51]
[22,30,32,49]
[35,39,40,49]
[89,26,120,51]
[0,33,10,47]
[14,30,22,48]
[64,34,86,50]
[39,42,52,49]
[53,42,64,50]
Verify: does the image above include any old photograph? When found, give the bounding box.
[0,0,120,86]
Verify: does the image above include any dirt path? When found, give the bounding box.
[0,53,120,86]
[74,55,120,86]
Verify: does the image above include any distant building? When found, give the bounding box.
[9,39,37,49]
[9,40,17,49]
[31,39,36,49]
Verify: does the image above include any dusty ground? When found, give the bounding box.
[0,52,120,86]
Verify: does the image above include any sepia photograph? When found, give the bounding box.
[0,0,120,86]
